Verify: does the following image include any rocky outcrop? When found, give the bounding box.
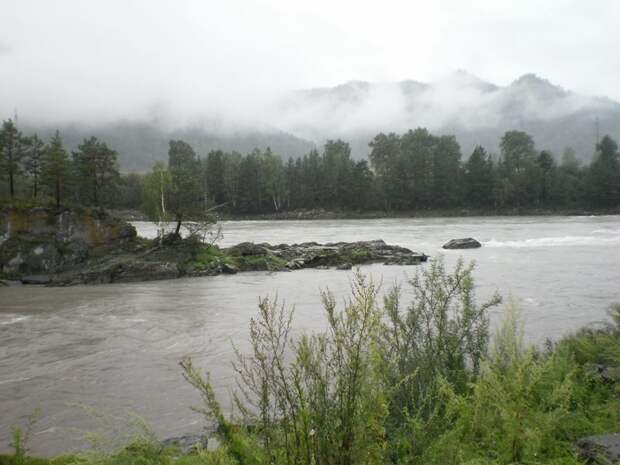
[442,238,482,249]
[576,433,620,464]
[266,240,428,269]
[1,206,428,286]
[1,206,137,277]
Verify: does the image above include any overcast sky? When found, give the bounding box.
[1,0,619,124]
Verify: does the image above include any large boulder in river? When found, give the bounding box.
[442,238,482,249]
[576,433,620,463]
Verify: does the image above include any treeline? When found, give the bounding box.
[0,119,120,207]
[2,117,620,213]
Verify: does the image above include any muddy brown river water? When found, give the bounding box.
[2,216,620,455]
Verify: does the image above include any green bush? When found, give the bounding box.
[181,260,620,465]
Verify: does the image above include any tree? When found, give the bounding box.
[400,128,436,209]
[41,131,70,208]
[499,131,540,207]
[537,150,558,206]
[117,172,144,210]
[432,135,462,208]
[72,136,120,206]
[143,162,173,241]
[587,135,620,208]
[24,134,45,198]
[345,160,374,210]
[205,150,227,206]
[557,147,584,206]
[465,146,494,208]
[369,133,402,210]
[261,148,287,212]
[322,140,352,208]
[168,140,197,168]
[0,119,27,198]
[222,151,242,209]
[167,140,206,237]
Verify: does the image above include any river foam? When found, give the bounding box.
[0,314,31,325]
[485,234,620,248]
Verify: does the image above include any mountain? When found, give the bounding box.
[275,72,620,162]
[19,72,620,170]
[21,120,316,172]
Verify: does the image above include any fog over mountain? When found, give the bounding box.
[18,71,620,170]
[275,71,620,162]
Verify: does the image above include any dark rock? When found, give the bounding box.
[118,223,138,239]
[56,258,181,285]
[24,244,62,273]
[384,254,428,265]
[227,242,270,257]
[576,433,620,464]
[286,258,305,269]
[21,274,51,285]
[1,206,140,278]
[221,263,239,274]
[442,238,482,249]
[161,434,209,454]
[110,261,180,283]
[336,262,353,270]
[584,363,620,384]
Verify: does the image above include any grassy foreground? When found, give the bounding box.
[3,258,620,465]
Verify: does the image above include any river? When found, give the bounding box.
[2,215,620,455]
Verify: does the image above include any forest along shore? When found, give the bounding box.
[110,206,620,223]
[0,205,428,286]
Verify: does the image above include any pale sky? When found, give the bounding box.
[1,0,619,124]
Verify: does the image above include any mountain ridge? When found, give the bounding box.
[17,72,620,170]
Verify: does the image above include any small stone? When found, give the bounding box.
[336,263,353,270]
[161,434,209,454]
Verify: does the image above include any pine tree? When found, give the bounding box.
[41,131,70,208]
[72,136,120,206]
[24,134,45,198]
[587,135,620,207]
[0,119,27,198]
[465,146,494,208]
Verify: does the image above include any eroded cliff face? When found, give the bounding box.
[0,206,136,276]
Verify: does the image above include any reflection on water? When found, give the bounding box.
[2,215,620,455]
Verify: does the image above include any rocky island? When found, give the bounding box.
[0,205,428,286]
